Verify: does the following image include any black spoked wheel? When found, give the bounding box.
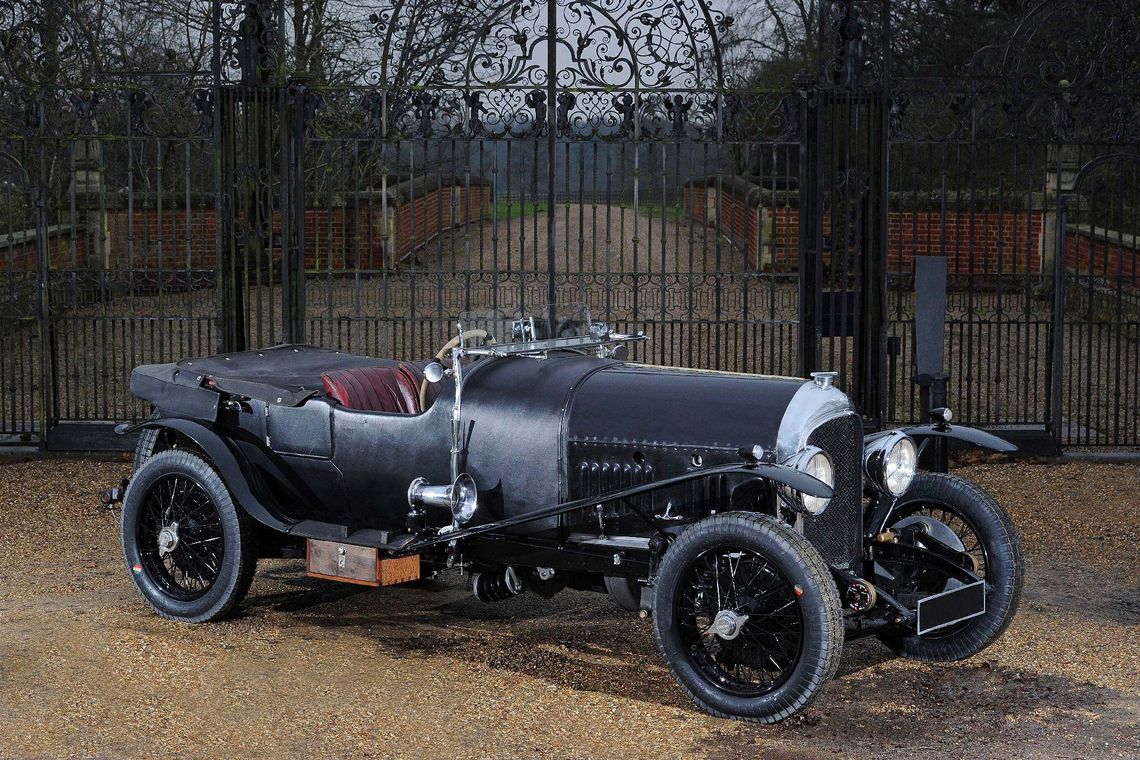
[137,474,225,601]
[654,512,843,723]
[678,547,804,697]
[122,450,257,623]
[877,473,1023,661]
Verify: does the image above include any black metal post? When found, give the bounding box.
[34,183,53,445]
[871,0,892,428]
[1048,193,1068,452]
[281,78,308,345]
[545,0,557,323]
[796,70,819,378]
[930,372,949,473]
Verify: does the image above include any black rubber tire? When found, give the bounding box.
[121,450,257,623]
[133,427,206,475]
[132,427,162,474]
[878,473,1023,662]
[653,512,843,723]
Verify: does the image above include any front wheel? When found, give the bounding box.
[877,473,1023,662]
[653,512,843,723]
[121,449,257,622]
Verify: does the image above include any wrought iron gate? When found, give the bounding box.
[0,0,1137,450]
[294,0,803,376]
[883,0,1140,449]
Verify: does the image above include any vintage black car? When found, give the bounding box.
[106,304,1023,723]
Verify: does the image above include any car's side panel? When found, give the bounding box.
[328,396,453,531]
[136,352,816,543]
[461,354,617,534]
[267,400,333,458]
[563,366,807,530]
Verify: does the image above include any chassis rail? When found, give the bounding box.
[396,461,833,555]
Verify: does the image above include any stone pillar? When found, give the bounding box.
[1038,142,1079,287]
[757,206,772,270]
[69,137,109,269]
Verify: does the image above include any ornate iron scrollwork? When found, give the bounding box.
[219,0,281,86]
[365,0,731,141]
[819,0,885,92]
[891,0,1140,143]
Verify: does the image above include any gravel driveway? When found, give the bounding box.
[0,457,1137,759]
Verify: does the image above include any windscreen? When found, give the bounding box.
[456,303,593,345]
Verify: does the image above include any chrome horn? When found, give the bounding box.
[407,473,479,526]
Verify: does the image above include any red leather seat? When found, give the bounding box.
[403,360,441,409]
[321,364,423,414]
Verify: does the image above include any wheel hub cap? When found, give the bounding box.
[157,522,180,557]
[706,609,750,640]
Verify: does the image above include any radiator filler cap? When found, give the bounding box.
[810,371,837,389]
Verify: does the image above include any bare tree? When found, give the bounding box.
[716,0,818,87]
[715,0,1028,89]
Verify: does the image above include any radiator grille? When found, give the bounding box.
[803,414,864,567]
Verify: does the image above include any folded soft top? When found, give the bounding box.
[131,345,397,414]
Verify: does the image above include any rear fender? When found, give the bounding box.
[127,418,296,533]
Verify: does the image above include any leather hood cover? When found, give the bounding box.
[567,364,806,451]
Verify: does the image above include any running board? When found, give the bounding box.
[289,520,418,552]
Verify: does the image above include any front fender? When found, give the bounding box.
[899,424,1017,454]
[126,417,297,534]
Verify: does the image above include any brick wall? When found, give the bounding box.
[1064,227,1140,285]
[1,184,492,273]
[6,184,1135,288]
[683,184,767,269]
[888,211,1043,274]
[107,209,216,269]
[685,183,1046,274]
[2,227,87,272]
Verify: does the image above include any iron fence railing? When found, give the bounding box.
[0,0,1138,450]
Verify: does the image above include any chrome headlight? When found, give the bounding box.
[783,446,834,515]
[864,432,917,496]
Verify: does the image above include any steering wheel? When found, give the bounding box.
[419,329,493,411]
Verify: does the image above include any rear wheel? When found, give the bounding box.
[133,426,206,476]
[877,473,1023,661]
[121,450,257,622]
[132,427,162,474]
[653,512,843,723]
